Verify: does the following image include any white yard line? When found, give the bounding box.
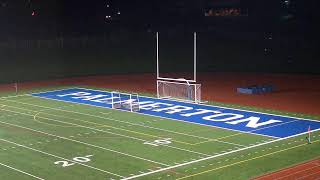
[1,98,260,144]
[98,112,246,147]
[2,95,280,139]
[29,95,320,139]
[121,129,319,180]
[0,109,169,167]
[5,98,216,141]
[2,104,215,157]
[0,120,170,167]
[37,111,211,157]
[0,94,30,100]
[0,162,45,180]
[0,138,124,178]
[75,87,320,123]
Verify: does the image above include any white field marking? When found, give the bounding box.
[0,138,124,178]
[100,112,112,115]
[4,99,246,147]
[0,120,169,167]
[121,129,320,180]
[27,87,320,125]
[2,98,272,147]
[0,94,30,100]
[192,118,306,146]
[11,95,279,139]
[74,87,320,123]
[4,106,213,157]
[165,145,210,157]
[0,162,45,180]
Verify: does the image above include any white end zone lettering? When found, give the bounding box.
[73,94,109,101]
[203,113,244,122]
[57,92,91,97]
[152,105,193,114]
[181,109,221,117]
[140,102,173,110]
[226,117,282,128]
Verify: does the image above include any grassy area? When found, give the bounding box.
[0,86,319,180]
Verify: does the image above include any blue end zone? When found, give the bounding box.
[32,88,320,139]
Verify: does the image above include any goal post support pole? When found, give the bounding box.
[157,32,197,82]
[14,82,18,95]
[156,32,159,79]
[194,32,197,82]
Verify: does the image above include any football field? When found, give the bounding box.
[0,86,319,180]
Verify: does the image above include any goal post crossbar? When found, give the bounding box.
[157,80,201,103]
[157,77,196,83]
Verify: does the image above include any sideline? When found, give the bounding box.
[177,140,320,180]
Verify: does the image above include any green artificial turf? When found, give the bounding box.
[0,86,319,180]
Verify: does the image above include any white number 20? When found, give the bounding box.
[54,155,93,168]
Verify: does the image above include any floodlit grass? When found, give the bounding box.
[0,86,319,180]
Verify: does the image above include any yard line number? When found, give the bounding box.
[54,155,93,167]
[143,138,172,146]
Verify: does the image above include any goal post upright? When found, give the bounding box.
[194,32,197,82]
[156,32,159,79]
[156,32,160,98]
[156,31,197,82]
[156,32,201,103]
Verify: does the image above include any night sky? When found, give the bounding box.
[0,0,320,79]
[0,0,319,36]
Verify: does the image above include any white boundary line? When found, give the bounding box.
[6,89,320,140]
[0,94,30,99]
[2,104,214,159]
[2,87,320,179]
[74,87,320,123]
[0,138,124,178]
[0,108,170,166]
[1,99,248,148]
[121,128,320,180]
[0,162,45,180]
[0,120,171,168]
[4,89,320,139]
[24,87,320,122]
[0,87,77,100]
[28,92,280,139]
[28,107,211,157]
[97,112,235,142]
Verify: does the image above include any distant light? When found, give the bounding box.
[284,0,290,5]
[32,11,36,16]
[105,15,111,19]
[117,11,121,15]
[107,4,110,7]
